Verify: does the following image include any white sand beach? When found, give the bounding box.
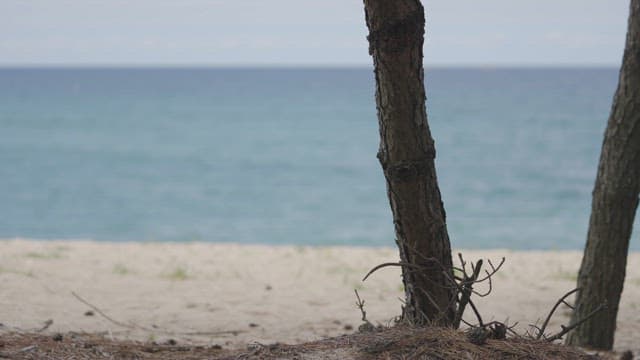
[0,239,638,353]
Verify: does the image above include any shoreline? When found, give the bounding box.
[1,236,623,252]
[1,239,638,352]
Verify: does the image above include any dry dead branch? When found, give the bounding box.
[532,288,607,342]
[361,252,606,346]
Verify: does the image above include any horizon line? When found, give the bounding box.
[0,63,620,70]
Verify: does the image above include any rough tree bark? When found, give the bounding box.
[566,0,640,349]
[363,0,456,325]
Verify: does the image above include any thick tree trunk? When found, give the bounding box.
[566,0,640,349]
[363,0,456,325]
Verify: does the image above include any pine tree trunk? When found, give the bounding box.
[363,0,456,325]
[566,0,640,349]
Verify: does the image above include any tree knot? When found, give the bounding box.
[384,156,434,182]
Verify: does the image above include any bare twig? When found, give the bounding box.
[474,258,505,283]
[71,291,135,329]
[472,275,492,297]
[457,253,467,275]
[561,299,575,310]
[416,287,445,323]
[460,318,475,327]
[545,303,607,342]
[466,298,484,327]
[354,289,368,323]
[35,319,53,333]
[71,291,246,338]
[536,288,580,340]
[528,323,544,338]
[453,256,483,328]
[505,322,521,338]
[362,262,426,282]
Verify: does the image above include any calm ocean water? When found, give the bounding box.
[1,67,635,250]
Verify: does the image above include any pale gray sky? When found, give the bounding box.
[0,0,630,66]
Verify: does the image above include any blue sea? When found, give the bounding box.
[1,67,635,250]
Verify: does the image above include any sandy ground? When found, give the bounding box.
[0,239,638,353]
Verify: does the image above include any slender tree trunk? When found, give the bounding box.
[363,0,456,325]
[566,0,640,349]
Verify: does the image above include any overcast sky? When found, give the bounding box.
[0,0,630,66]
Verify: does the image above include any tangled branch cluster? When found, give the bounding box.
[360,252,606,345]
